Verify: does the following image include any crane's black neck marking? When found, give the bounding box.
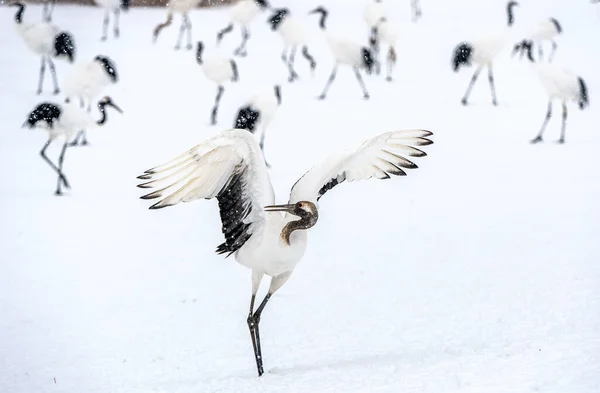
[54,32,76,63]
[234,106,261,132]
[506,1,518,26]
[215,165,253,257]
[24,103,61,128]
[94,55,118,83]
[281,204,319,245]
[13,2,25,24]
[578,77,589,110]
[268,8,289,30]
[196,41,204,64]
[96,101,112,125]
[452,42,473,72]
[549,18,562,34]
[121,0,130,11]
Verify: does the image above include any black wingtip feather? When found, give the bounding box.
[578,77,589,110]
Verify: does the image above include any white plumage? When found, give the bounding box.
[10,1,76,95]
[216,0,270,57]
[373,17,398,81]
[64,55,118,110]
[268,8,317,82]
[507,1,563,62]
[23,97,123,194]
[232,85,282,167]
[137,127,434,376]
[196,41,239,125]
[309,6,375,100]
[513,41,589,144]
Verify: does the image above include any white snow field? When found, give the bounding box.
[1,0,600,391]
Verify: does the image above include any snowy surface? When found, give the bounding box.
[1,0,600,392]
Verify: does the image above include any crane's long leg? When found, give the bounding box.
[301,46,317,76]
[47,57,60,95]
[40,139,70,190]
[460,65,482,105]
[210,85,225,125]
[247,294,262,376]
[37,56,47,95]
[281,47,288,64]
[386,47,396,82]
[369,27,381,75]
[55,142,69,195]
[487,66,498,106]
[549,40,557,63]
[531,100,553,143]
[175,14,186,50]
[184,14,192,50]
[216,23,234,46]
[114,9,121,38]
[558,102,567,144]
[43,0,54,22]
[353,67,370,99]
[101,9,110,41]
[287,46,299,82]
[538,43,544,61]
[411,0,422,22]
[318,64,338,100]
[235,27,250,57]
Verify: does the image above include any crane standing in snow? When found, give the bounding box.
[216,0,270,57]
[513,40,589,144]
[137,127,434,376]
[267,7,317,82]
[63,55,119,146]
[196,41,239,125]
[23,96,123,195]
[309,6,375,100]
[10,1,76,95]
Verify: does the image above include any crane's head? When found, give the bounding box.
[507,1,519,26]
[98,96,123,113]
[309,6,328,16]
[265,201,318,226]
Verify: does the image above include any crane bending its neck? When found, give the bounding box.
[264,202,319,245]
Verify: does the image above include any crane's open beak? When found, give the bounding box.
[264,204,296,214]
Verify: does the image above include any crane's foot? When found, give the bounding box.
[556,138,565,144]
[174,45,181,50]
[363,93,370,100]
[386,76,393,82]
[36,89,43,95]
[317,94,326,100]
[115,29,120,38]
[101,36,107,42]
[530,136,543,144]
[186,44,192,50]
[288,74,298,83]
[492,100,498,106]
[53,88,60,95]
[461,98,468,106]
[54,189,64,196]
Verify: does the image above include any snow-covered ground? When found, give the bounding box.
[1,0,599,392]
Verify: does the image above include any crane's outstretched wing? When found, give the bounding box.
[288,129,433,204]
[137,129,275,257]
